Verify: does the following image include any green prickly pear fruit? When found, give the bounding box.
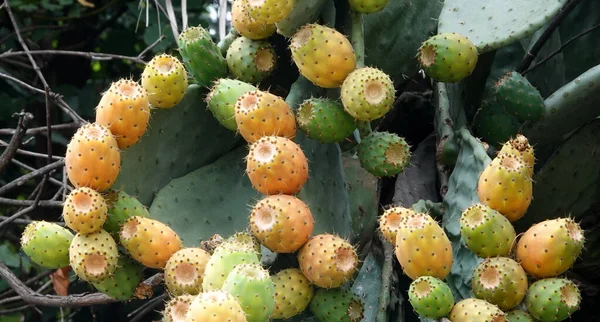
[20,221,74,269]
[471,257,528,311]
[394,212,453,280]
[91,256,144,301]
[222,263,275,322]
[242,0,296,24]
[290,24,357,88]
[379,206,416,244]
[177,26,228,88]
[341,67,395,121]
[525,278,581,322]
[357,131,411,177]
[348,0,390,14]
[226,37,276,84]
[119,216,183,269]
[164,247,211,296]
[436,133,460,168]
[141,54,188,109]
[309,288,365,322]
[297,234,358,289]
[449,298,508,322]
[226,231,262,257]
[185,290,248,321]
[417,32,479,83]
[62,187,107,234]
[249,194,314,253]
[103,190,149,239]
[271,268,314,319]
[408,276,455,319]
[163,294,195,322]
[459,203,517,258]
[516,218,584,278]
[206,78,257,131]
[497,134,535,177]
[505,310,536,322]
[69,229,119,283]
[473,100,521,148]
[296,98,357,143]
[231,0,276,40]
[494,71,544,122]
[202,241,260,292]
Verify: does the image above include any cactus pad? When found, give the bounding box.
[177,26,228,88]
[91,256,143,301]
[494,71,544,122]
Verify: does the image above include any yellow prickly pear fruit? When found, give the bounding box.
[69,229,119,283]
[271,268,314,319]
[62,187,108,234]
[297,234,358,288]
[163,294,195,322]
[141,53,188,109]
[497,134,535,177]
[164,247,211,296]
[185,290,248,321]
[231,0,276,40]
[242,0,296,24]
[449,298,508,322]
[379,206,416,244]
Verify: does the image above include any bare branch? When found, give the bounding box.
[11,158,71,189]
[137,34,166,60]
[0,304,35,315]
[0,197,63,208]
[0,123,79,136]
[0,175,48,230]
[0,270,53,300]
[0,159,65,196]
[0,50,147,64]
[0,111,33,175]
[128,293,167,322]
[0,140,64,160]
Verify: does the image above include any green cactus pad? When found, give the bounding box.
[91,256,144,301]
[201,241,260,292]
[494,71,544,122]
[526,278,581,322]
[473,99,521,148]
[296,98,357,143]
[471,257,528,311]
[348,0,390,14]
[177,26,228,87]
[309,288,365,322]
[417,33,479,83]
[506,309,536,322]
[341,67,395,121]
[20,221,74,269]
[459,203,516,258]
[275,0,329,37]
[103,190,149,239]
[357,131,411,177]
[222,263,275,322]
[408,276,455,319]
[205,78,257,131]
[226,37,276,84]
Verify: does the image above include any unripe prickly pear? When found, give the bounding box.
[234,90,296,143]
[525,278,581,322]
[497,134,535,177]
[95,78,150,149]
[91,256,143,301]
[62,187,107,234]
[69,229,119,283]
[505,309,536,322]
[21,221,73,269]
[309,288,365,322]
[65,123,121,192]
[348,0,390,14]
[271,268,314,319]
[341,67,395,121]
[163,294,195,322]
[298,234,358,288]
[222,263,275,322]
[103,190,149,239]
[515,217,584,278]
[449,298,508,322]
[119,216,183,269]
[206,78,257,131]
[141,54,188,109]
[290,24,356,88]
[242,0,296,24]
[226,37,276,83]
[494,71,544,122]
[471,257,528,311]
[358,131,411,177]
[246,136,309,195]
[231,0,276,40]
[408,276,455,319]
[417,32,479,83]
[394,212,453,280]
[296,97,357,143]
[164,247,211,296]
[226,231,262,257]
[379,206,416,244]
[473,100,521,149]
[459,203,517,258]
[177,26,228,87]
[185,290,248,322]
[202,241,260,291]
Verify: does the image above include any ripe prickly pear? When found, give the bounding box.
[515,217,584,278]
[119,216,183,269]
[246,136,309,195]
[459,203,516,258]
[95,78,150,149]
[309,288,365,322]
[394,212,453,280]
[505,309,536,322]
[65,123,121,192]
[226,37,276,84]
[271,268,314,319]
[234,90,296,143]
[69,229,119,283]
[202,241,260,291]
[164,247,211,296]
[241,0,296,24]
[163,294,195,322]
[91,256,143,301]
[379,206,416,244]
[525,278,581,322]
[497,134,535,177]
[62,187,107,234]
[494,71,544,122]
[177,26,228,88]
[231,0,276,40]
[141,54,188,109]
[449,298,507,322]
[341,67,395,121]
[417,32,478,83]
[222,263,275,322]
[206,78,257,131]
[408,276,455,319]
[296,97,357,144]
[290,24,356,88]
[357,131,411,177]
[103,190,149,239]
[471,257,528,311]
[185,290,248,322]
[21,221,73,269]
[348,0,390,14]
[297,233,358,288]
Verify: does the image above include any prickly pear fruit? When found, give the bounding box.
[164,247,211,296]
[515,218,584,278]
[298,234,358,288]
[119,216,183,269]
[290,24,356,88]
[103,190,149,239]
[494,71,544,122]
[309,288,365,322]
[525,278,581,322]
[473,100,521,149]
[234,90,296,143]
[163,294,195,322]
[242,0,296,24]
[408,276,455,319]
[477,153,533,221]
[177,26,228,87]
[358,131,411,177]
[449,298,507,322]
[202,241,260,291]
[141,54,188,109]
[62,187,107,234]
[394,212,453,280]
[296,97,357,143]
[471,257,528,311]
[21,221,73,269]
[185,290,248,322]
[231,0,276,40]
[246,136,309,195]
[226,37,276,84]
[249,194,314,253]
[65,123,120,192]
[459,203,516,258]
[379,206,416,244]
[69,229,119,283]
[226,231,262,257]
[505,310,536,322]
[497,134,535,177]
[91,256,143,301]
[206,78,257,131]
[341,67,395,121]
[95,78,150,149]
[271,268,314,319]
[222,263,275,322]
[417,32,478,83]
[348,0,390,13]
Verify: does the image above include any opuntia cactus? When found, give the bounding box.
[177,26,228,87]
[379,206,416,244]
[103,190,149,238]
